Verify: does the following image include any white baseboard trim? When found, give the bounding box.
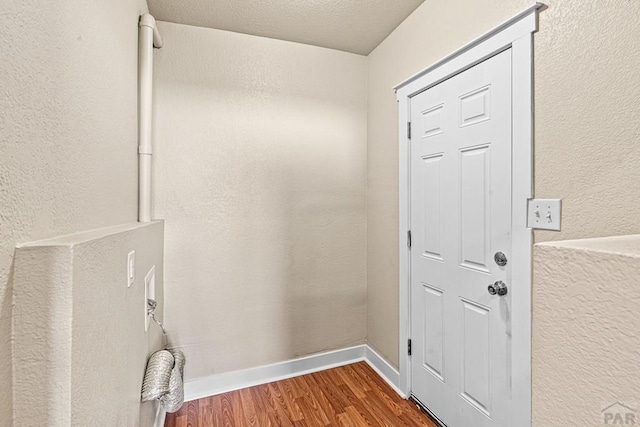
[363,345,405,398]
[181,344,403,403]
[184,345,365,402]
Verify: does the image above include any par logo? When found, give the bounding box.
[602,402,637,425]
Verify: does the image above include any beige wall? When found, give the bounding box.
[366,0,640,368]
[533,0,640,243]
[3,0,638,422]
[0,0,149,423]
[533,236,640,425]
[12,222,164,426]
[152,22,368,380]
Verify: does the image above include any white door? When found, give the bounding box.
[410,49,513,427]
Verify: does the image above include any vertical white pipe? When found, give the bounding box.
[138,14,162,222]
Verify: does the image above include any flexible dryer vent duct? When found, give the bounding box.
[141,348,186,413]
[138,14,163,222]
[141,298,186,412]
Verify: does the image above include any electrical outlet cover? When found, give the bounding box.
[127,250,135,287]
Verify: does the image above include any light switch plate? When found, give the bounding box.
[127,250,135,287]
[527,199,562,231]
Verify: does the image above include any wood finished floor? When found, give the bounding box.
[165,362,437,427]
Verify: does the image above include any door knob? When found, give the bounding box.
[488,280,508,296]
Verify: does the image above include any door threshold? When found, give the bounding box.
[410,395,448,427]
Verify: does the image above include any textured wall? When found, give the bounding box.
[152,22,368,381]
[0,0,149,423]
[366,0,640,368]
[533,0,640,243]
[533,236,640,425]
[12,222,164,426]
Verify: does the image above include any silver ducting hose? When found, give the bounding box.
[141,350,174,401]
[160,349,186,413]
[141,299,186,413]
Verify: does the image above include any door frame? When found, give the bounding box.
[395,4,542,426]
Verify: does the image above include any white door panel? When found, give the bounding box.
[410,49,513,427]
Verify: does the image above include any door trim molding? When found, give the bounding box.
[396,4,542,426]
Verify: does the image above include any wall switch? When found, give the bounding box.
[127,250,136,287]
[144,266,156,332]
[527,199,562,231]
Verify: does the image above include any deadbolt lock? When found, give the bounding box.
[488,280,508,296]
[494,252,508,266]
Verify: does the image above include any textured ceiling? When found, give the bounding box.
[147,0,425,55]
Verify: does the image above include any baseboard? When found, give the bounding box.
[181,344,403,404]
[363,345,405,398]
[184,345,365,401]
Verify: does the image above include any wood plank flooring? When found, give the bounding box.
[165,361,437,427]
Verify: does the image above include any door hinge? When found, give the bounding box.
[408,339,412,356]
[407,230,412,249]
[407,122,412,139]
